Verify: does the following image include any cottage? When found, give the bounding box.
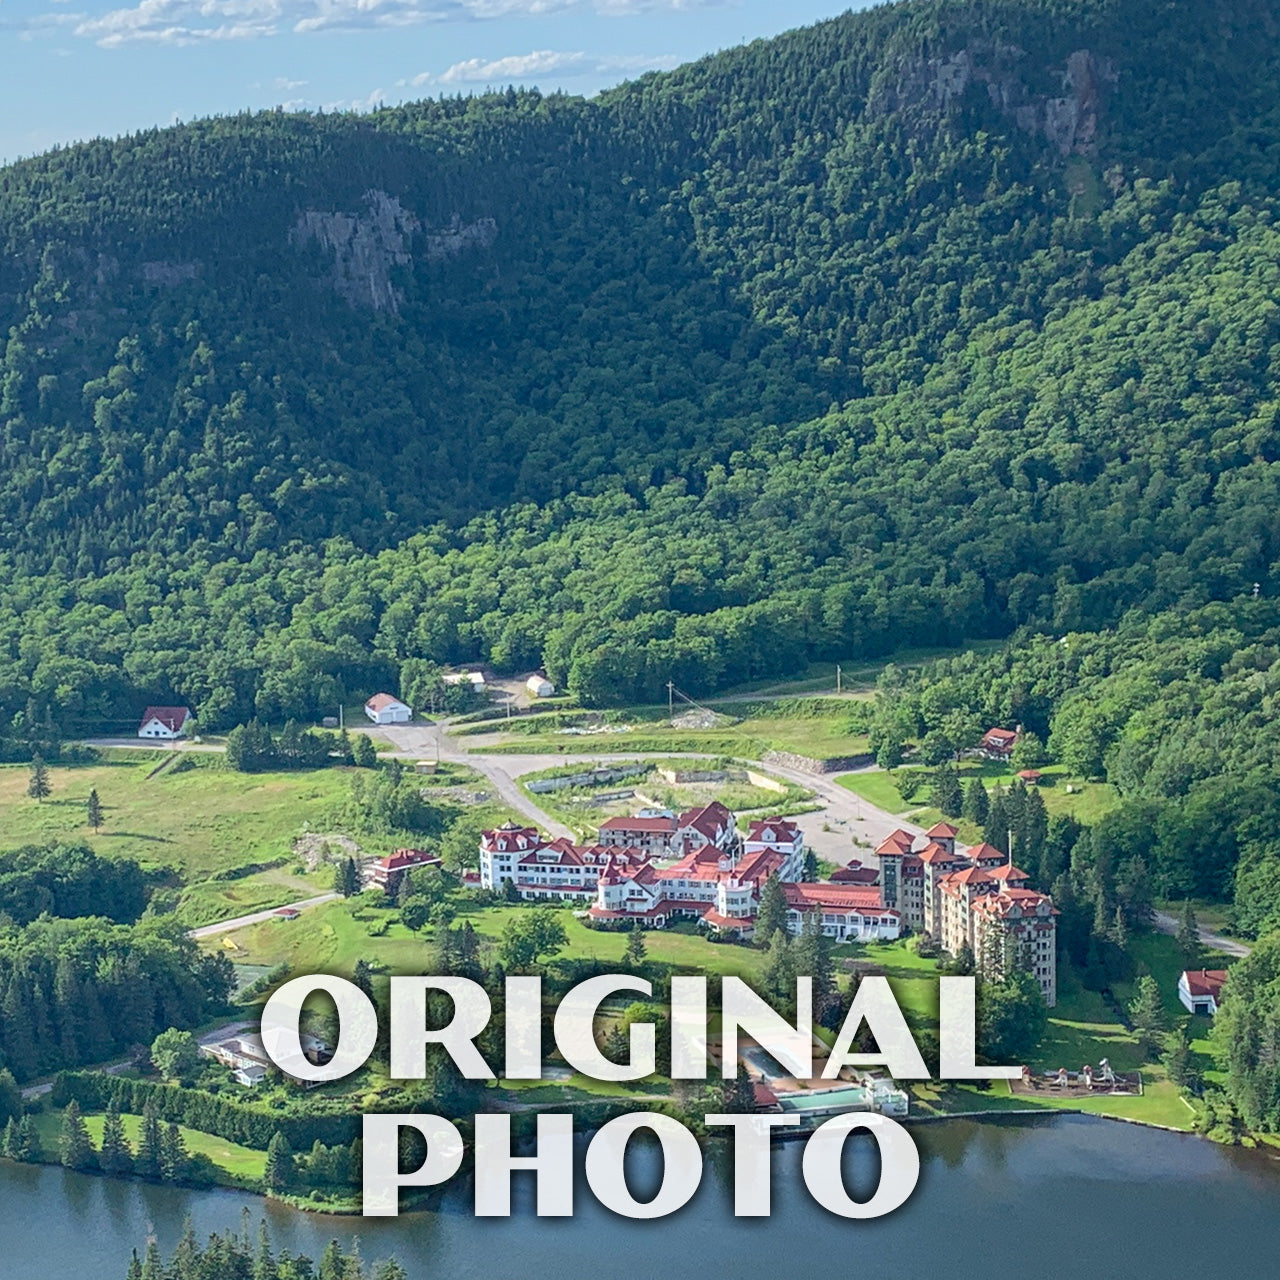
[526,675,555,698]
[137,706,193,740]
[364,693,412,724]
[1179,968,1228,1017]
[978,727,1018,760]
[369,848,441,894]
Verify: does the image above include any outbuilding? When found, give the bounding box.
[138,706,193,739]
[526,675,555,698]
[365,693,412,724]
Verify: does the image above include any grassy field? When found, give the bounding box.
[836,763,1121,827]
[0,756,356,924]
[472,703,872,764]
[31,1108,267,1181]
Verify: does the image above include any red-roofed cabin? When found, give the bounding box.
[369,848,441,894]
[1179,969,1228,1017]
[979,728,1018,760]
[138,706,193,740]
[274,907,301,921]
[1017,769,1042,784]
[752,1082,781,1111]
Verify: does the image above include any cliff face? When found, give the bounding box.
[869,43,1118,156]
[292,190,498,311]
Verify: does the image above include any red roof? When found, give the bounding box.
[599,815,677,833]
[831,864,879,884]
[918,841,960,865]
[969,842,1009,864]
[678,801,733,842]
[274,907,301,918]
[782,883,893,914]
[140,706,192,732]
[1182,969,1228,999]
[926,821,958,839]
[1017,769,1042,781]
[365,693,407,711]
[980,728,1018,753]
[752,1082,780,1108]
[377,849,440,872]
[941,866,993,887]
[876,829,915,856]
[746,818,802,844]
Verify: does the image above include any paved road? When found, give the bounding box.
[189,893,340,939]
[1152,910,1252,958]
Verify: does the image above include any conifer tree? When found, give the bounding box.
[337,856,360,898]
[755,872,788,944]
[27,754,51,803]
[1129,974,1168,1056]
[962,778,989,826]
[135,1103,162,1179]
[59,1099,96,1171]
[87,787,104,832]
[2,1116,17,1159]
[264,1131,294,1192]
[625,920,647,967]
[160,1122,189,1182]
[99,1100,133,1175]
[15,1114,41,1162]
[1177,899,1201,962]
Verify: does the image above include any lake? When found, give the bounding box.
[4,1116,1280,1280]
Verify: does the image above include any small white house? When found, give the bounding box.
[138,706,193,739]
[364,693,412,724]
[1178,968,1228,1017]
[444,671,486,690]
[526,675,555,698]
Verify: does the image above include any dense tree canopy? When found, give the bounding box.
[1,0,1280,731]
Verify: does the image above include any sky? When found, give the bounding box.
[0,0,873,165]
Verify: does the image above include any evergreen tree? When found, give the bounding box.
[99,1100,133,1175]
[625,920,647,967]
[0,1067,19,1127]
[1163,1022,1198,1090]
[59,1099,96,1171]
[930,766,964,818]
[1177,899,1201,962]
[351,736,377,769]
[15,1114,41,1162]
[802,850,819,882]
[793,910,836,1013]
[135,1103,162,1179]
[755,873,788,944]
[27,755,51,803]
[160,1122,190,1183]
[2,1116,17,1159]
[762,930,797,1000]
[984,787,1010,855]
[87,788,104,832]
[337,856,360,898]
[352,958,375,1000]
[1129,974,1168,1055]
[962,778,989,827]
[264,1131,294,1192]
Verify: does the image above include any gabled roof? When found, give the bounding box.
[377,848,439,872]
[599,815,677,833]
[364,693,408,711]
[1181,969,1228,999]
[941,866,993,886]
[481,822,542,853]
[140,706,192,732]
[989,863,1030,883]
[926,821,958,839]
[678,801,733,841]
[746,818,802,844]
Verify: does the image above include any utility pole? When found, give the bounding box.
[836,664,842,694]
[339,704,344,729]
[667,681,674,718]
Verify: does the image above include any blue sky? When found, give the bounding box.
[1,0,873,164]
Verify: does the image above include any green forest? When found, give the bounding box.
[2,0,1280,734]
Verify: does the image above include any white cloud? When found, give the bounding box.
[275,75,308,89]
[438,47,679,83]
[69,0,708,46]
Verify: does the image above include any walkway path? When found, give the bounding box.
[189,893,340,939]
[1151,911,1252,958]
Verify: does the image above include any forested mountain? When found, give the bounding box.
[4,0,1280,727]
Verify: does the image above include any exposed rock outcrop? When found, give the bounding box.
[292,191,498,312]
[868,43,1117,156]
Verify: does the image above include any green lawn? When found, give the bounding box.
[0,757,354,924]
[836,763,1120,825]
[32,1108,267,1181]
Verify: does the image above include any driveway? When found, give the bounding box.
[189,893,340,939]
[1152,911,1252,958]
